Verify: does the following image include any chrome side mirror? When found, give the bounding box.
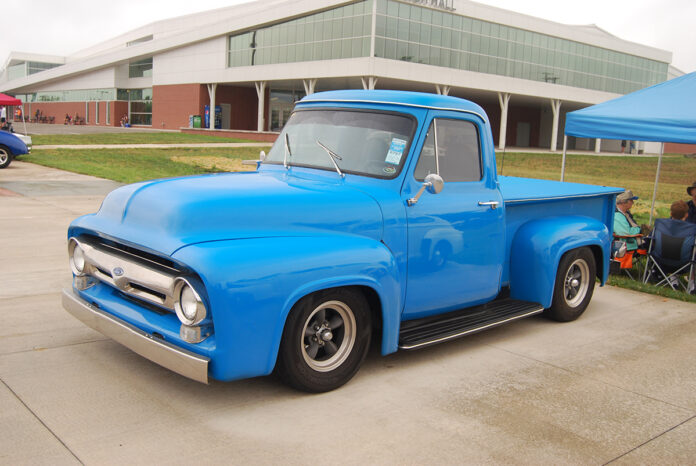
[259,150,266,161]
[408,173,444,206]
[424,173,443,194]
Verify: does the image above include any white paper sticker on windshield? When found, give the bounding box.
[385,138,407,165]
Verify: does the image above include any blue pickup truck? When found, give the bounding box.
[63,90,621,392]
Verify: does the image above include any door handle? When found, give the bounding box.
[478,201,499,210]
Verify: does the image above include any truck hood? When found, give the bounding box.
[73,171,384,256]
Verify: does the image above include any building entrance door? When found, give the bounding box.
[269,90,304,131]
[516,122,531,147]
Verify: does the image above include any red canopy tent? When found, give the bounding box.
[0,92,27,134]
[0,93,22,106]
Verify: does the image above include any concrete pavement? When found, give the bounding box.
[1,161,695,464]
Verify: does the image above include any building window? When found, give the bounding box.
[373,0,667,94]
[228,0,372,67]
[20,88,116,103]
[129,58,153,78]
[118,88,153,126]
[127,35,153,47]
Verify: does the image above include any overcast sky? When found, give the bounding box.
[3,0,694,73]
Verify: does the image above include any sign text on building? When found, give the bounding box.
[403,0,456,12]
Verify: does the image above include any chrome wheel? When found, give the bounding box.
[0,148,10,168]
[563,258,590,308]
[301,300,356,372]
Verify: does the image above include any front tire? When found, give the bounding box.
[0,146,12,169]
[276,288,371,392]
[545,247,596,322]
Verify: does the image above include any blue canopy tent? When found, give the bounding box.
[562,71,696,224]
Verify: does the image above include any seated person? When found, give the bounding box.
[686,182,696,223]
[614,190,643,251]
[0,118,13,132]
[671,200,689,221]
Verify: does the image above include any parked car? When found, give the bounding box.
[13,133,32,153]
[0,130,29,169]
[62,90,621,392]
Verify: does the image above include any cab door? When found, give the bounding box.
[402,113,505,319]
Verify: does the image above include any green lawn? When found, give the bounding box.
[497,152,696,224]
[606,275,696,303]
[32,132,258,146]
[22,147,270,184]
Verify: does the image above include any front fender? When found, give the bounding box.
[172,235,402,382]
[509,216,610,308]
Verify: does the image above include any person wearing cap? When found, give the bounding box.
[614,190,643,250]
[686,182,696,223]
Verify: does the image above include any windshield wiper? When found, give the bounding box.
[283,132,292,169]
[315,139,344,178]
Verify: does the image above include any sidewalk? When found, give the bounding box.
[33,142,272,150]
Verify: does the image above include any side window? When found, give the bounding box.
[414,118,482,182]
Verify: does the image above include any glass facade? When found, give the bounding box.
[374,0,667,94]
[228,0,373,67]
[17,89,117,102]
[227,0,667,94]
[6,61,62,81]
[15,87,153,126]
[129,58,153,78]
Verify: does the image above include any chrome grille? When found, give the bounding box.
[72,236,180,312]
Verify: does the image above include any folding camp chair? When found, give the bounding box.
[642,219,696,292]
[610,233,646,280]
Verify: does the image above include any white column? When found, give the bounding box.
[370,0,377,57]
[594,138,601,153]
[498,92,511,150]
[550,99,562,152]
[303,79,317,96]
[361,77,378,90]
[435,85,450,95]
[255,81,267,132]
[206,83,217,130]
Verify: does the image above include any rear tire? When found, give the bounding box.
[545,247,596,322]
[276,288,371,392]
[0,146,12,169]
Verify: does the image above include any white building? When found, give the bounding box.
[0,0,677,152]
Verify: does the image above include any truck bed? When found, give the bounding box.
[499,176,622,204]
[498,176,623,288]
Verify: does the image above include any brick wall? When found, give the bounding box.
[152,84,204,130]
[216,85,266,131]
[24,101,124,126]
[665,143,696,155]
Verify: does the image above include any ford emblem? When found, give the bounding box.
[113,267,125,277]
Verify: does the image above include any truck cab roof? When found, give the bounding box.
[299,89,489,122]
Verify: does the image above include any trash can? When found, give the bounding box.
[189,115,194,128]
[193,115,202,128]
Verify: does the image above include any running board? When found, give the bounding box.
[399,299,544,350]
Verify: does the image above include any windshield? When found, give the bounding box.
[264,109,415,178]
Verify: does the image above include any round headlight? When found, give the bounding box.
[69,238,87,276]
[180,285,199,321]
[174,279,206,326]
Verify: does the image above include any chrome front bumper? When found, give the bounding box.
[62,288,210,384]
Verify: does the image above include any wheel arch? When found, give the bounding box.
[171,235,403,381]
[270,278,394,373]
[509,215,610,308]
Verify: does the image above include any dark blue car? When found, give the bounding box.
[0,130,30,168]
